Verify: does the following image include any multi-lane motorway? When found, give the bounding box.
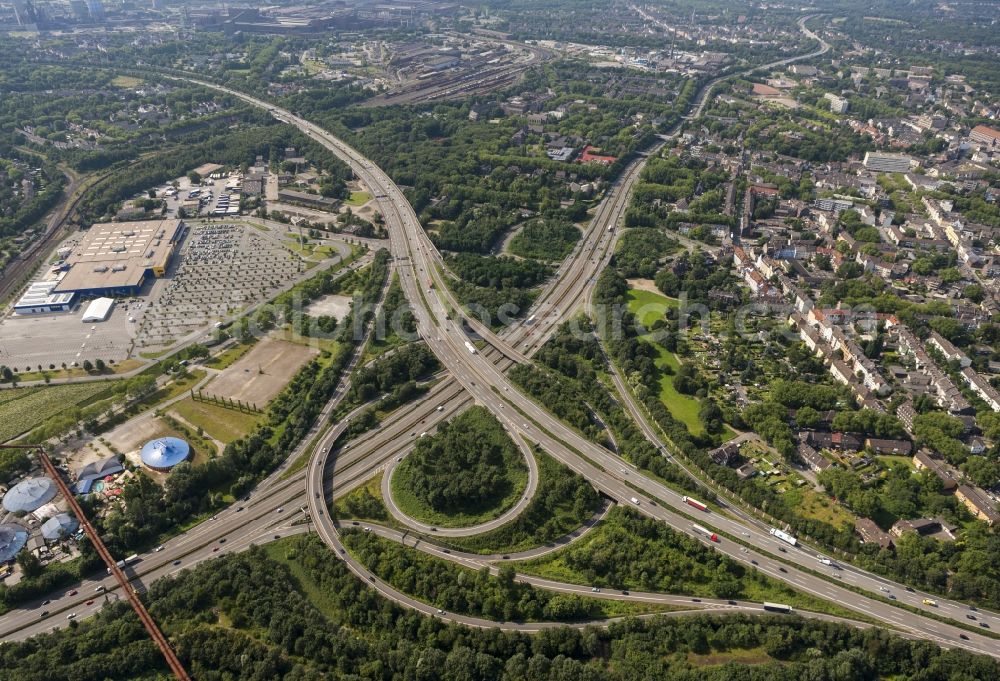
[4,16,1000,659]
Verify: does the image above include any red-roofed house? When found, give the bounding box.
[580,146,617,165]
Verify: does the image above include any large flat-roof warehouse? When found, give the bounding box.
[54,219,184,296]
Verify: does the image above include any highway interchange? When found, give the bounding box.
[3,14,1000,661]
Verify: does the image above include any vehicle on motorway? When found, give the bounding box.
[818,557,833,566]
[173,560,181,566]
[464,340,477,354]
[106,554,140,575]
[762,602,793,614]
[86,600,94,605]
[980,622,990,628]
[630,497,640,505]
[778,566,787,573]
[436,405,444,411]
[769,527,797,546]
[95,585,105,592]
[41,599,50,606]
[277,507,283,513]
[968,614,977,620]
[219,538,226,544]
[923,599,938,606]
[691,524,719,542]
[68,590,78,596]
[960,634,970,640]
[154,546,164,552]
[40,610,49,617]
[213,547,219,553]
[591,587,600,592]
[682,496,708,512]
[66,613,77,620]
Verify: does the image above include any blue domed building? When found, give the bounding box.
[2,476,57,513]
[139,437,190,472]
[0,524,29,562]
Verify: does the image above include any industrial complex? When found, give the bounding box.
[11,219,182,314]
[52,219,182,297]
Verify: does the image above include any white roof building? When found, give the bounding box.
[81,297,115,323]
[13,280,76,314]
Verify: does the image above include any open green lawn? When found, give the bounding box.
[879,454,916,471]
[641,338,705,436]
[390,455,528,529]
[346,191,372,206]
[626,288,679,328]
[204,341,257,370]
[625,287,737,439]
[170,397,262,444]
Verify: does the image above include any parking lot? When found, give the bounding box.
[134,222,305,351]
[0,300,135,370]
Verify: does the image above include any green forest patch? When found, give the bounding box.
[389,406,528,528]
[508,218,581,261]
[440,446,602,554]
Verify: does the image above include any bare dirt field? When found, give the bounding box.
[626,278,661,294]
[205,337,318,406]
[305,293,352,320]
[102,411,168,457]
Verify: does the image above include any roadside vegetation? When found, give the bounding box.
[520,507,863,619]
[4,536,998,679]
[343,529,665,622]
[508,218,581,261]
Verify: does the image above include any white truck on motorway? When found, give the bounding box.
[769,527,797,546]
[464,341,477,354]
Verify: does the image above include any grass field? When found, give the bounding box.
[346,191,372,206]
[782,485,856,529]
[627,288,679,329]
[204,341,257,370]
[390,455,528,528]
[0,383,112,442]
[13,359,145,383]
[642,338,705,435]
[263,538,346,622]
[111,75,143,88]
[169,397,262,444]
